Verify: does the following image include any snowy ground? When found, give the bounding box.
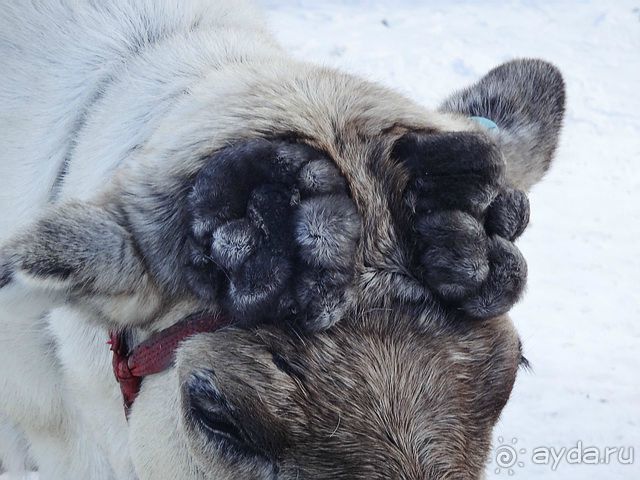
[2,1,638,479]
[259,0,640,478]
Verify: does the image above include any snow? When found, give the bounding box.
[3,1,639,479]
[259,0,640,478]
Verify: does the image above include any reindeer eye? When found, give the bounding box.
[182,370,279,477]
[186,371,254,455]
[192,400,244,444]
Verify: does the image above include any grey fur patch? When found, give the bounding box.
[462,236,528,318]
[485,188,530,241]
[224,252,294,323]
[417,211,489,300]
[210,219,259,271]
[297,159,347,195]
[295,195,361,270]
[396,130,504,216]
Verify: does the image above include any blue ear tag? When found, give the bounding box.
[470,116,499,131]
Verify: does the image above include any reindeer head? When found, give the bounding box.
[129,310,522,480]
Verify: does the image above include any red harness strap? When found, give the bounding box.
[109,314,229,417]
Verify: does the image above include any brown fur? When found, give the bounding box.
[175,310,521,479]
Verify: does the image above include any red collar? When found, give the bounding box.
[109,313,229,417]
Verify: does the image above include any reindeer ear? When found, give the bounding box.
[0,203,160,326]
[440,58,565,191]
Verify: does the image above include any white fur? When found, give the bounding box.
[0,1,277,478]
